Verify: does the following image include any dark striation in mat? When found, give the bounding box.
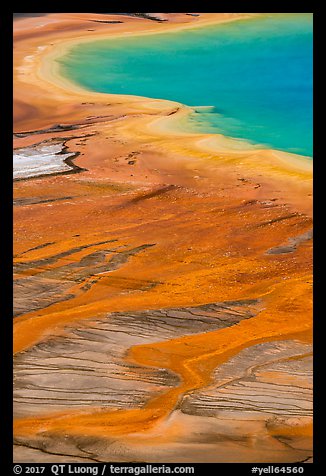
[266,229,313,255]
[14,242,156,316]
[14,196,75,207]
[180,340,312,417]
[14,298,261,418]
[14,124,86,138]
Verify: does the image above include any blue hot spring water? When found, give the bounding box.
[59,13,313,157]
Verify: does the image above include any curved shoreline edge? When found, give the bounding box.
[56,19,313,163]
[13,14,313,462]
[13,12,313,349]
[18,12,312,174]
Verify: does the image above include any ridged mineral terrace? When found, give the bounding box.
[13,13,312,463]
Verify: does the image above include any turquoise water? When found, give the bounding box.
[59,13,313,157]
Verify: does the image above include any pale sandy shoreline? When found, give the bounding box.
[13,12,313,343]
[13,14,313,462]
[20,12,312,179]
